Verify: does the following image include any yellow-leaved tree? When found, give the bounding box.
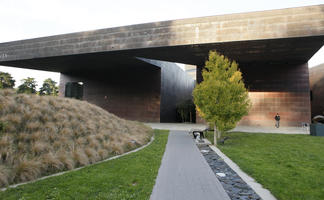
[193,51,251,145]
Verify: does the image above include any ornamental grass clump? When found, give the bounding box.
[0,89,152,187]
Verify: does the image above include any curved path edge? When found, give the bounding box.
[1,135,155,192]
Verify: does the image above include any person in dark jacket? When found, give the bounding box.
[275,113,280,128]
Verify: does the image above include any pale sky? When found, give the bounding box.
[0,0,323,88]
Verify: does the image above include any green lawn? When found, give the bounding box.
[0,130,169,200]
[206,131,324,200]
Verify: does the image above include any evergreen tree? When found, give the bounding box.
[39,78,58,96]
[193,51,251,145]
[17,77,37,94]
[0,71,15,89]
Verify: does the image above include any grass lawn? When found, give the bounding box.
[206,131,324,200]
[0,130,169,200]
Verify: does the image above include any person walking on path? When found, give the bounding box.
[275,113,280,128]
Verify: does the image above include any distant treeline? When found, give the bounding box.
[0,71,58,96]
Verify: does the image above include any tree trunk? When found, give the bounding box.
[214,124,217,145]
[217,130,221,139]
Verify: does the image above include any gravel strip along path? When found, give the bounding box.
[198,143,262,200]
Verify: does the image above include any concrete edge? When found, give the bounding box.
[207,143,277,200]
[1,135,155,192]
[229,127,309,134]
[145,123,309,134]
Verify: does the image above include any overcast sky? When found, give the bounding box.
[0,0,323,88]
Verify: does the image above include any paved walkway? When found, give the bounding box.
[146,123,309,134]
[150,130,230,200]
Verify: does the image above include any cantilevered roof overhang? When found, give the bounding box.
[0,4,324,72]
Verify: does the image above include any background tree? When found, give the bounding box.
[176,99,195,123]
[17,77,37,94]
[0,71,15,89]
[193,51,251,145]
[39,78,58,96]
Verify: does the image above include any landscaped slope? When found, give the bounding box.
[0,130,169,200]
[0,89,153,187]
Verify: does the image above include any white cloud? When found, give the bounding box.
[309,46,324,68]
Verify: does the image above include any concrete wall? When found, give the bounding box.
[139,58,195,122]
[59,66,161,122]
[1,5,323,62]
[309,64,324,118]
[239,62,311,127]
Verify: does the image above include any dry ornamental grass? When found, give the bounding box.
[0,89,152,187]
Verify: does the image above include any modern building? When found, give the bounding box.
[0,5,324,126]
[309,64,324,119]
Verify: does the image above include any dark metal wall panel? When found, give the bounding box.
[309,64,324,118]
[239,62,311,126]
[196,62,311,126]
[59,66,161,122]
[140,58,195,122]
[1,5,324,63]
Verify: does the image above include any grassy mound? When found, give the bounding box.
[0,130,169,199]
[0,89,152,187]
